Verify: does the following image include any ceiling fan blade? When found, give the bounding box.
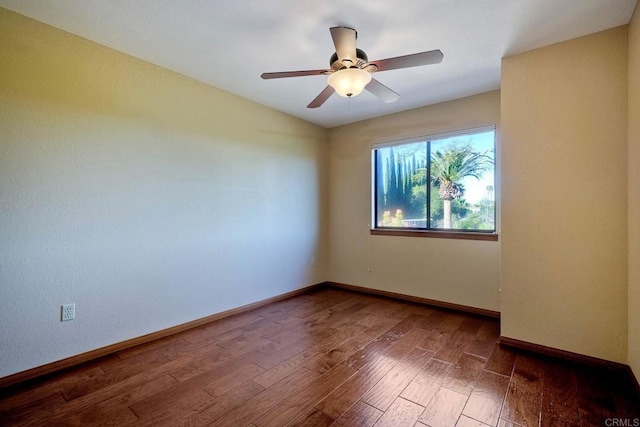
[369,49,443,72]
[365,78,400,103]
[307,86,335,108]
[261,70,329,79]
[330,26,357,63]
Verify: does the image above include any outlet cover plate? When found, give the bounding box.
[61,304,75,321]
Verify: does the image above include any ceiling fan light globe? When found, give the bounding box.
[327,68,372,98]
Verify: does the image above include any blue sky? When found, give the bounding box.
[378,130,495,205]
[432,130,495,204]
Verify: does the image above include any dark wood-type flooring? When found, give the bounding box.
[1,288,639,426]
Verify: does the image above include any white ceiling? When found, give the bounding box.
[1,0,637,128]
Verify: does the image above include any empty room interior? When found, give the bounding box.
[1,1,639,426]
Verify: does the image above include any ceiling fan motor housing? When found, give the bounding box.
[330,48,370,70]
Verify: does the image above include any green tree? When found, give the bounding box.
[410,168,427,218]
[430,188,471,228]
[388,147,398,208]
[430,144,492,228]
[376,150,385,218]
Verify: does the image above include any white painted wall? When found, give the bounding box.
[501,27,628,363]
[0,9,328,378]
[327,91,501,312]
[628,4,640,379]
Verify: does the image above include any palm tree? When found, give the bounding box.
[430,144,493,228]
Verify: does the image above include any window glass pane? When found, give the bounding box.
[429,131,495,230]
[375,141,427,228]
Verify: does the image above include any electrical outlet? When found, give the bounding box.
[61,304,75,321]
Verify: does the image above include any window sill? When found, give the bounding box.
[370,229,499,241]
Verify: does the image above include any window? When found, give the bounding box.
[373,127,496,233]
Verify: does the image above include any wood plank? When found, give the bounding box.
[316,356,397,419]
[415,309,448,331]
[60,357,173,402]
[288,293,355,320]
[355,312,396,329]
[0,365,113,425]
[303,331,374,374]
[330,304,377,331]
[442,353,486,396]
[166,344,248,382]
[497,420,523,427]
[456,415,493,427]
[458,316,485,335]
[383,313,428,339]
[289,407,335,427]
[477,320,500,340]
[380,328,432,360]
[44,366,108,402]
[500,354,543,426]
[608,367,640,420]
[435,313,467,333]
[539,411,580,427]
[575,366,617,425]
[465,321,500,359]
[249,335,319,370]
[359,300,407,321]
[373,397,424,426]
[416,328,452,353]
[540,361,580,426]
[171,380,265,426]
[182,313,267,345]
[252,349,319,388]
[359,316,404,339]
[254,315,307,341]
[70,405,138,426]
[128,378,216,421]
[331,401,382,427]
[343,334,398,371]
[67,375,178,426]
[129,386,212,423]
[484,344,517,377]
[418,386,468,427]
[434,330,474,364]
[202,362,265,397]
[253,363,356,427]
[462,370,510,426]
[0,390,66,425]
[257,313,320,342]
[213,320,278,344]
[360,348,433,411]
[400,358,454,406]
[144,340,227,370]
[216,334,274,354]
[213,368,321,427]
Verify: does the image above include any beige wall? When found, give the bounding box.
[328,91,501,312]
[2,4,637,380]
[629,5,640,378]
[501,27,628,363]
[0,9,328,378]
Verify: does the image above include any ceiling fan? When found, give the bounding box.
[261,26,443,108]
